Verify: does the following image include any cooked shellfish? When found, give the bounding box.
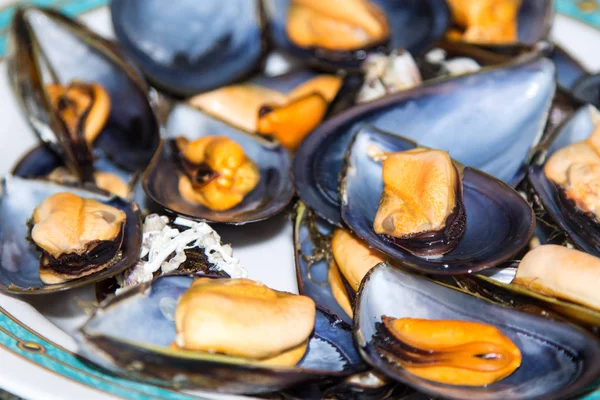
[373,148,466,256]
[286,0,389,51]
[189,74,342,150]
[446,0,521,44]
[174,278,315,366]
[373,316,522,386]
[31,192,126,284]
[514,245,600,311]
[174,136,260,211]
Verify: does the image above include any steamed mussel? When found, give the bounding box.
[0,176,142,294]
[355,263,600,399]
[372,148,466,256]
[267,0,450,69]
[31,192,126,284]
[79,275,365,393]
[7,7,159,198]
[340,126,533,274]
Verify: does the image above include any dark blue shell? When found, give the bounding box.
[111,0,265,97]
[294,56,555,225]
[514,0,554,45]
[340,126,534,275]
[355,264,600,400]
[293,202,352,325]
[0,176,142,294]
[142,104,294,224]
[573,73,600,108]
[529,105,600,257]
[266,0,450,70]
[7,7,160,177]
[549,45,589,91]
[79,275,365,394]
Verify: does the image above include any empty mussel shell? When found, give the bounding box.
[78,275,365,394]
[355,263,600,400]
[142,103,294,224]
[340,126,534,275]
[111,0,266,97]
[294,54,555,225]
[7,7,160,181]
[529,105,600,256]
[472,265,600,329]
[293,201,352,324]
[266,0,450,70]
[0,176,142,295]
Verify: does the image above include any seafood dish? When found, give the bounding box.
[3,2,600,399]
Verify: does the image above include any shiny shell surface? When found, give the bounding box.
[355,263,600,399]
[340,126,534,275]
[79,275,365,394]
[0,176,142,294]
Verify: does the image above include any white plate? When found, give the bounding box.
[0,6,599,400]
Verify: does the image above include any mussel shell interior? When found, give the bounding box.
[79,275,364,393]
[0,176,142,294]
[7,7,160,174]
[142,104,294,224]
[293,202,352,324]
[111,0,265,97]
[266,0,450,69]
[294,56,555,225]
[340,126,534,275]
[355,263,600,400]
[529,105,600,257]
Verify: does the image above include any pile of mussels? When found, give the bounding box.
[2,1,600,398]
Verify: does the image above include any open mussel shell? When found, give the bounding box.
[340,126,534,275]
[471,265,600,329]
[78,275,365,394]
[11,144,138,200]
[7,7,160,179]
[355,263,600,400]
[293,202,352,324]
[528,105,600,256]
[111,0,265,97]
[266,0,450,70]
[294,54,555,225]
[0,176,142,295]
[142,103,294,224]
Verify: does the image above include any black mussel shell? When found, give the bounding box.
[7,7,160,180]
[79,275,366,394]
[549,44,590,91]
[0,176,142,294]
[142,104,294,224]
[573,73,600,108]
[529,105,600,257]
[295,55,554,225]
[266,0,450,70]
[111,0,266,97]
[340,126,534,275]
[355,263,600,400]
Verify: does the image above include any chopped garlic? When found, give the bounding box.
[119,214,246,290]
[424,48,481,77]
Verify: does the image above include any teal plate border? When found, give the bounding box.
[0,306,210,400]
[0,0,600,399]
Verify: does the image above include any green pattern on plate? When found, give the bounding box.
[1,0,600,399]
